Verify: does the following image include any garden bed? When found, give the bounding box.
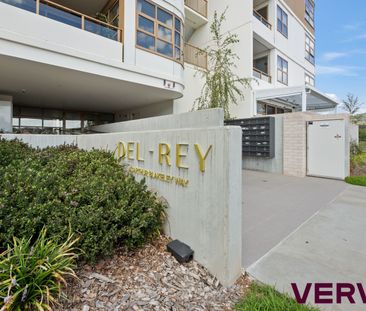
[348,148,366,187]
[59,236,250,311]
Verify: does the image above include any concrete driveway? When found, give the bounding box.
[244,171,366,310]
[242,170,348,268]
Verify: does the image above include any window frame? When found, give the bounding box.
[107,0,119,26]
[305,34,315,65]
[257,101,292,115]
[305,0,315,28]
[136,0,184,64]
[277,5,288,38]
[277,55,288,85]
[305,73,315,87]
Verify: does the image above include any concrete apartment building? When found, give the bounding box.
[0,0,337,133]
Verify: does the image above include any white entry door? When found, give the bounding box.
[307,120,346,180]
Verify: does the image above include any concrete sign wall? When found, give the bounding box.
[1,115,242,286]
[78,127,242,286]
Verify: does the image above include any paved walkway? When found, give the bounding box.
[246,173,366,310]
[242,170,348,268]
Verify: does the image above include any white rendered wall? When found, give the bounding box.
[114,101,174,122]
[1,134,77,148]
[94,109,224,133]
[174,65,205,114]
[0,2,184,96]
[272,0,316,87]
[0,96,12,133]
[176,0,255,119]
[349,124,359,144]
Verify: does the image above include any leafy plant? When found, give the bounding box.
[95,12,108,23]
[194,8,251,120]
[345,176,366,187]
[0,140,166,263]
[0,138,34,167]
[360,125,366,141]
[0,228,78,311]
[350,141,362,157]
[349,151,366,177]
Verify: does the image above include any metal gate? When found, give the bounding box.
[307,119,347,180]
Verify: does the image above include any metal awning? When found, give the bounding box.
[255,85,339,112]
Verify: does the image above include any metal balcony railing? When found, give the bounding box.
[184,43,208,69]
[184,0,208,18]
[0,0,123,42]
[253,9,272,29]
[253,67,272,83]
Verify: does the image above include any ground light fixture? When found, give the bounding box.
[167,240,194,263]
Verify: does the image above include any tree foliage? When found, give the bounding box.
[194,9,251,120]
[342,93,364,115]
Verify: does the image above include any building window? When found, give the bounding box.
[305,73,315,87]
[257,102,292,115]
[305,0,315,28]
[136,0,183,63]
[305,35,315,64]
[107,0,119,27]
[277,56,288,85]
[277,6,288,38]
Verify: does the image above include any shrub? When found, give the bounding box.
[350,152,366,176]
[350,141,362,157]
[0,228,78,310]
[0,139,166,262]
[345,176,366,187]
[0,138,34,167]
[360,125,366,141]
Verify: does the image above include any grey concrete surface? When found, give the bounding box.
[243,170,348,268]
[247,182,366,310]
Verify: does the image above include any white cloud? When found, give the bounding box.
[325,93,339,102]
[343,23,363,31]
[316,65,358,77]
[322,52,348,62]
[343,32,366,43]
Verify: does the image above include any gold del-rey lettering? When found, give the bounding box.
[115,142,213,187]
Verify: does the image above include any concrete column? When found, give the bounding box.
[0,95,13,133]
[301,90,307,112]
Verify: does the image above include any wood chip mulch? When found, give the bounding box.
[59,236,250,311]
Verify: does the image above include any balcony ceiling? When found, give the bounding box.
[253,39,269,55]
[53,0,110,16]
[0,55,181,113]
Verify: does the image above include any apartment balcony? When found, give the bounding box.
[253,38,273,87]
[253,67,272,83]
[184,43,207,69]
[0,0,184,116]
[185,0,207,18]
[253,9,272,30]
[0,0,123,44]
[252,0,274,46]
[184,0,208,37]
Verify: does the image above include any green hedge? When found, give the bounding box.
[345,176,366,187]
[0,139,166,262]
